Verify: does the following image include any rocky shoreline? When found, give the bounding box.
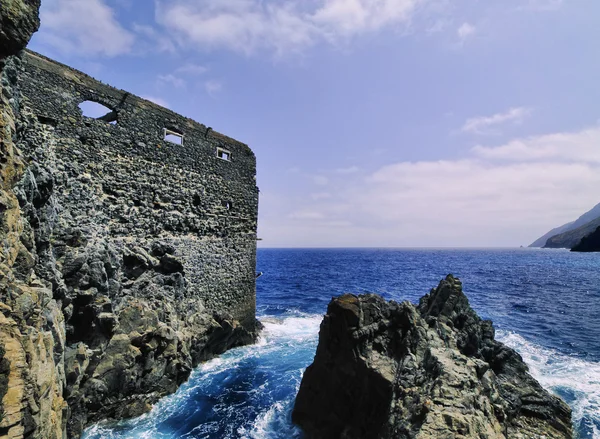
[293,275,573,439]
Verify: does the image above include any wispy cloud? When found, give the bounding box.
[262,125,600,247]
[311,192,332,200]
[155,0,425,55]
[472,127,600,163]
[522,0,564,11]
[176,63,208,75]
[37,0,134,56]
[132,23,176,53]
[288,211,326,220]
[204,80,223,96]
[461,107,532,135]
[158,73,186,88]
[312,175,330,186]
[335,166,360,174]
[457,22,476,43]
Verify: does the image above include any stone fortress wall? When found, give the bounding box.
[0,43,260,437]
[19,50,259,327]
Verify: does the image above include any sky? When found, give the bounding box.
[28,0,600,247]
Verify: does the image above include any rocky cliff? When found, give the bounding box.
[544,216,600,249]
[571,226,600,252]
[293,275,572,439]
[0,3,260,438]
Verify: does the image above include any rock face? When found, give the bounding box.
[0,0,40,59]
[0,6,260,438]
[571,226,600,252]
[293,275,572,439]
[544,216,600,249]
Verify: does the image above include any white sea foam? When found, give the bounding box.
[498,330,600,438]
[259,314,322,343]
[83,316,600,439]
[81,313,322,439]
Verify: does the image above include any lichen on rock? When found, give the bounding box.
[293,275,573,439]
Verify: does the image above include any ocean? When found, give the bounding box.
[83,248,600,439]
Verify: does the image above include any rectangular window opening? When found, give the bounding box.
[164,128,184,145]
[217,147,231,161]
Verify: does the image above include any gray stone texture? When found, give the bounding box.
[293,275,573,439]
[0,24,259,437]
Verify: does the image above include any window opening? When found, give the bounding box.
[79,101,117,124]
[164,128,184,145]
[217,147,231,161]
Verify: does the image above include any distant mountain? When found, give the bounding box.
[529,222,575,248]
[545,216,600,249]
[529,202,600,247]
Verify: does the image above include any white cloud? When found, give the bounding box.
[312,192,333,200]
[522,0,563,11]
[457,22,476,43]
[38,0,134,56]
[158,74,186,88]
[155,0,424,54]
[155,64,208,91]
[461,107,532,135]
[204,80,223,96]
[288,211,326,220]
[132,23,176,53]
[335,166,360,174]
[261,125,600,247]
[472,127,600,163]
[360,126,600,244]
[176,63,208,75]
[312,175,330,186]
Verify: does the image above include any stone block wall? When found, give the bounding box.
[19,50,259,327]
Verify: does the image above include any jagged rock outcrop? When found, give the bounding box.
[0,0,40,60]
[293,275,572,439]
[0,3,260,438]
[571,226,600,252]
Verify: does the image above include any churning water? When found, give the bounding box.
[83,248,600,439]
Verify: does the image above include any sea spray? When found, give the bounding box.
[499,331,600,438]
[82,313,321,439]
[83,248,600,439]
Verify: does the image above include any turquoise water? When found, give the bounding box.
[83,248,600,438]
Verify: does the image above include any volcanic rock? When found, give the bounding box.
[293,275,572,439]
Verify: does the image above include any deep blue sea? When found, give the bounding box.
[83,248,600,439]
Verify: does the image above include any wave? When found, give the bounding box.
[498,330,600,438]
[83,314,598,439]
[82,312,322,439]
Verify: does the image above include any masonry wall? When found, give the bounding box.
[19,50,259,327]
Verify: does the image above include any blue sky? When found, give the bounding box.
[29,0,600,247]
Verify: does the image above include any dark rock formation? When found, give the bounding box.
[544,216,600,249]
[571,226,600,252]
[293,275,572,439]
[0,0,40,60]
[0,4,260,438]
[530,202,600,248]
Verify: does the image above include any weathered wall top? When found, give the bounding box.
[22,49,256,182]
